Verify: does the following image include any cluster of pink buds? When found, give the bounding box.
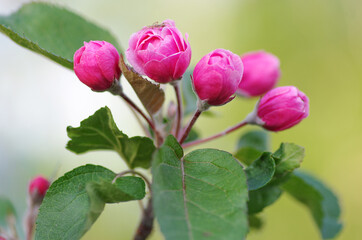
[73,19,309,146]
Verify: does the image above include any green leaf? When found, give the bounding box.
[0,3,121,69]
[66,107,155,169]
[35,164,145,240]
[235,130,269,165]
[163,134,184,158]
[245,152,275,191]
[248,185,283,214]
[152,135,248,240]
[248,215,263,230]
[272,143,304,179]
[0,197,16,228]
[283,171,342,239]
[87,177,146,203]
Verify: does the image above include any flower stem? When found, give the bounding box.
[133,197,154,240]
[173,83,183,138]
[182,121,248,148]
[120,92,163,146]
[179,109,202,145]
[120,93,155,131]
[113,170,154,240]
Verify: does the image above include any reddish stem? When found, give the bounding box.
[120,93,155,131]
[182,121,248,148]
[120,93,163,146]
[173,83,183,139]
[179,109,202,145]
[133,198,154,240]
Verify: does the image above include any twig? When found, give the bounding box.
[173,82,183,138]
[182,121,248,148]
[133,197,154,240]
[179,109,202,144]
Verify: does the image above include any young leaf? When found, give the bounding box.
[66,107,155,169]
[248,185,283,214]
[120,136,156,169]
[283,171,343,239]
[235,130,269,165]
[35,164,145,240]
[119,55,165,115]
[152,135,248,240]
[0,197,16,228]
[272,143,304,178]
[248,215,264,230]
[87,177,146,203]
[245,152,275,191]
[0,3,121,69]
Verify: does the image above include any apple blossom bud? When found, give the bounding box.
[247,86,309,131]
[28,176,50,202]
[192,49,244,107]
[74,41,121,91]
[126,19,191,83]
[0,236,6,240]
[237,51,280,97]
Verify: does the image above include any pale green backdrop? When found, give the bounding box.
[0,0,361,239]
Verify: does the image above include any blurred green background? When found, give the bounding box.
[0,0,361,239]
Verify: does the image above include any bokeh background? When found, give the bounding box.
[0,0,361,239]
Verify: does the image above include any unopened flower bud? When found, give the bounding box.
[247,86,309,131]
[192,49,243,106]
[0,236,6,240]
[74,41,121,91]
[237,51,280,97]
[126,19,191,83]
[28,176,50,203]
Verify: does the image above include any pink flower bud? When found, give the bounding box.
[237,51,281,97]
[73,41,121,91]
[254,86,309,131]
[192,49,244,106]
[126,20,191,83]
[28,176,50,198]
[0,236,6,240]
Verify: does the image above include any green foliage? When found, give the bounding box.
[273,143,305,179]
[283,171,342,239]
[66,107,155,169]
[245,152,275,191]
[35,164,145,240]
[0,197,16,228]
[248,215,264,230]
[152,135,248,240]
[248,185,283,214]
[235,130,269,165]
[0,3,120,69]
[246,142,304,214]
